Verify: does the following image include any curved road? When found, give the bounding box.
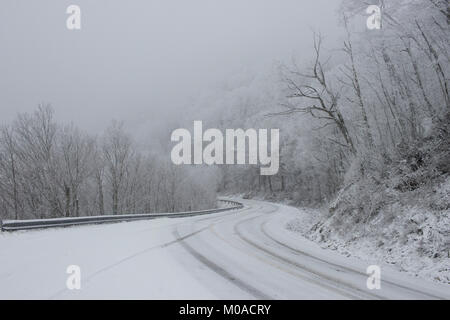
[0,199,448,299]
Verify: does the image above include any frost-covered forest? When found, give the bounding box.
[1,0,448,236]
[175,0,449,279]
[1,0,450,300]
[0,105,216,219]
[183,0,449,207]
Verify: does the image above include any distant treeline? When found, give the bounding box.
[0,106,216,220]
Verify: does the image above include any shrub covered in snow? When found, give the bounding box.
[305,114,450,283]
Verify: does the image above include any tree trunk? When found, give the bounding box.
[64,183,70,217]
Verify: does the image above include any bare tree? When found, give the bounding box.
[102,121,133,215]
[272,34,355,154]
[0,126,20,219]
[58,125,95,217]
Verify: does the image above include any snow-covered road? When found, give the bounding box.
[0,199,448,299]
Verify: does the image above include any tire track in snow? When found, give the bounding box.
[172,227,272,300]
[260,219,445,300]
[207,204,365,299]
[232,213,383,299]
[49,209,242,299]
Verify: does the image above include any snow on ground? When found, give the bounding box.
[284,204,450,285]
[0,199,448,299]
[0,218,222,299]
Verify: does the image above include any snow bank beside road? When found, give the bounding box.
[283,202,450,285]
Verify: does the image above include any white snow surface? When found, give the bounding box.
[286,203,450,285]
[0,199,448,299]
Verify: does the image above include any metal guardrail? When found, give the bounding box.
[0,199,244,232]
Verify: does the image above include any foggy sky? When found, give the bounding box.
[0,0,343,138]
